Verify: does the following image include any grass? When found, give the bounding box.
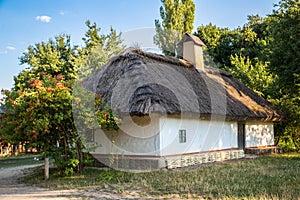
[0,154,44,168]
[23,153,300,199]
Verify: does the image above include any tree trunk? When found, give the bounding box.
[45,157,49,180]
[77,141,83,173]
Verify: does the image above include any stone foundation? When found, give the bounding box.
[244,146,283,155]
[165,149,245,169]
[91,150,245,170]
[91,154,166,171]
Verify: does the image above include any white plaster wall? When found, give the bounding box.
[245,122,274,147]
[159,117,238,156]
[92,114,160,156]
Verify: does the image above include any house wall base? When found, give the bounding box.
[91,154,166,171]
[165,149,244,169]
[244,146,283,155]
[91,149,245,171]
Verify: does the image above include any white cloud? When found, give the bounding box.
[59,11,65,16]
[36,15,51,23]
[6,45,16,51]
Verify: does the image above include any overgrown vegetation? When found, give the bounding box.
[24,154,300,199]
[0,21,124,175]
[194,0,300,151]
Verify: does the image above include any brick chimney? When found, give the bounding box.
[181,33,206,71]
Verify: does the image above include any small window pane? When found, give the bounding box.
[179,129,186,143]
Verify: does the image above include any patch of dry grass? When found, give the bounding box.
[25,153,300,199]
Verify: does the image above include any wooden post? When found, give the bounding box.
[45,157,49,180]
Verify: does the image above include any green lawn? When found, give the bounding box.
[0,154,44,168]
[24,153,300,199]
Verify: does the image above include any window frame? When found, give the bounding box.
[179,129,187,143]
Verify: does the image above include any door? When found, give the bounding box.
[238,122,245,150]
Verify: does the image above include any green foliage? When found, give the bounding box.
[154,0,195,56]
[79,21,125,77]
[195,0,300,151]
[195,15,271,70]
[0,20,123,176]
[95,97,120,131]
[267,0,300,151]
[228,55,276,97]
[196,24,239,68]
[82,153,95,167]
[72,83,120,141]
[1,74,81,175]
[268,0,300,94]
[195,18,276,98]
[16,34,80,90]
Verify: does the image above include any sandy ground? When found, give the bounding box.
[0,164,164,200]
[0,164,82,200]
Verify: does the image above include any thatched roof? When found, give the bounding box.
[83,48,283,122]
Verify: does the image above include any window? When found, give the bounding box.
[179,129,186,143]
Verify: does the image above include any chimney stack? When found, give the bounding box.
[181,33,206,71]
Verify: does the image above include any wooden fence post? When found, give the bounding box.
[45,157,49,180]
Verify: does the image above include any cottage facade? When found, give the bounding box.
[83,34,283,170]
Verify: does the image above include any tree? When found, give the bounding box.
[268,0,299,95]
[195,24,239,68]
[195,18,275,98]
[195,0,300,151]
[154,0,195,56]
[195,15,271,70]
[228,55,275,97]
[0,21,124,175]
[268,0,300,151]
[78,21,125,77]
[1,74,81,175]
[16,34,80,91]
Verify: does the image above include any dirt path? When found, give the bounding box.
[0,165,159,199]
[0,164,81,200]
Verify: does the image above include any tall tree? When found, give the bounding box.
[195,19,275,97]
[195,24,239,68]
[195,0,300,151]
[268,0,299,95]
[195,15,271,70]
[268,0,300,151]
[154,0,195,56]
[228,55,275,98]
[78,20,125,77]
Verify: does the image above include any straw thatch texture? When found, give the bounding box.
[83,48,283,121]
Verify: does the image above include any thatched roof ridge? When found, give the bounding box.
[83,48,283,122]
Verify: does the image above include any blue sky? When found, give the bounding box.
[0,0,279,92]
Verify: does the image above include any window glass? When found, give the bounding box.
[179,129,186,143]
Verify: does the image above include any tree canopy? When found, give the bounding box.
[154,0,195,56]
[0,21,124,175]
[195,0,299,151]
